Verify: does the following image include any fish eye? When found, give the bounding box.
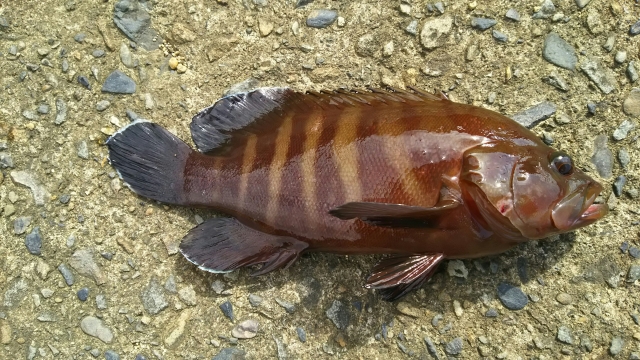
[550,152,573,175]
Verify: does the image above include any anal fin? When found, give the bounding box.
[365,254,444,301]
[179,217,308,276]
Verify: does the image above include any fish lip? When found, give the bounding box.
[551,182,608,231]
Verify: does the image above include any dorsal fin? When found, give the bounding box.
[189,87,443,154]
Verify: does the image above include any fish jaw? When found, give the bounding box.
[551,182,608,232]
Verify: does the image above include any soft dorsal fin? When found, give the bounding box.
[189,87,443,154]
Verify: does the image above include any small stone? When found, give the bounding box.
[80,316,113,343]
[92,49,105,58]
[492,30,508,42]
[37,104,49,114]
[25,227,43,255]
[176,64,187,73]
[54,98,67,125]
[14,217,31,235]
[0,153,13,169]
[591,135,613,179]
[510,102,556,128]
[543,72,569,91]
[575,0,591,9]
[628,265,640,283]
[471,18,497,31]
[497,283,528,310]
[22,110,37,121]
[77,141,89,159]
[630,247,640,258]
[164,309,191,348]
[101,70,136,94]
[96,294,107,309]
[168,57,179,70]
[630,20,640,35]
[587,102,597,115]
[220,300,234,321]
[275,298,295,314]
[258,19,274,37]
[396,302,421,318]
[69,249,106,285]
[210,280,224,294]
[615,51,627,64]
[485,308,498,317]
[556,293,573,305]
[405,20,418,35]
[296,327,307,342]
[57,264,74,286]
[557,325,573,344]
[326,300,350,329]
[248,294,263,307]
[306,10,338,29]
[141,277,168,315]
[623,90,640,117]
[445,337,463,355]
[383,41,394,57]
[613,176,627,197]
[628,62,639,83]
[77,288,89,301]
[232,319,259,339]
[178,286,197,306]
[581,58,618,94]
[77,75,91,89]
[120,43,134,68]
[104,350,120,360]
[532,0,556,19]
[453,300,463,317]
[96,100,111,112]
[505,8,520,21]
[212,348,246,360]
[447,260,468,278]
[420,17,453,50]
[543,33,577,71]
[610,336,624,355]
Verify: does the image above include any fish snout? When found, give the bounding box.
[551,182,608,232]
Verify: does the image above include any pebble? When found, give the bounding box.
[445,337,463,355]
[613,176,626,197]
[581,335,593,352]
[618,149,631,168]
[591,135,613,179]
[96,100,111,112]
[73,33,85,42]
[54,98,67,125]
[96,294,107,309]
[231,319,259,339]
[178,286,197,306]
[542,33,577,71]
[37,104,49,114]
[275,298,295,314]
[219,300,234,321]
[556,293,573,305]
[628,265,640,282]
[258,19,273,37]
[575,0,591,9]
[453,300,463,317]
[306,10,337,28]
[630,247,640,258]
[22,109,37,121]
[77,288,89,301]
[296,0,312,7]
[470,18,497,31]
[0,153,13,168]
[225,78,260,96]
[296,327,306,342]
[497,283,528,310]
[57,264,74,286]
[614,51,627,64]
[532,0,556,19]
[356,34,377,57]
[92,49,105,58]
[609,336,624,355]
[248,294,263,307]
[492,30,508,42]
[505,8,520,21]
[77,75,91,89]
[405,20,418,35]
[164,309,191,348]
[120,43,134,68]
[11,171,50,206]
[212,348,246,360]
[69,248,106,285]
[25,227,43,255]
[141,278,168,315]
[510,102,556,129]
[113,0,161,50]
[14,216,31,235]
[557,325,573,344]
[623,90,640,117]
[326,300,350,329]
[397,302,421,318]
[102,70,136,94]
[628,62,639,83]
[80,316,114,343]
[630,20,640,36]
[485,308,498,317]
[77,141,89,160]
[587,102,597,115]
[420,17,453,50]
[105,350,120,360]
[3,278,28,307]
[580,58,617,94]
[447,260,468,278]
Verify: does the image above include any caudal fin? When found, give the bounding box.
[106,120,192,205]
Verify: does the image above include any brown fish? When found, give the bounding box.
[107,88,608,300]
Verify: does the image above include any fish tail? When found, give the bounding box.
[106,120,191,205]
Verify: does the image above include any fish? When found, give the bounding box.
[106,87,608,301]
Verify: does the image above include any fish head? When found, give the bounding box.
[462,144,608,240]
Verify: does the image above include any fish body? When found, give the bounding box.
[107,88,607,300]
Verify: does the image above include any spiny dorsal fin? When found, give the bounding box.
[189,87,442,154]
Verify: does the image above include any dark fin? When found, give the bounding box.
[106,120,191,205]
[179,217,308,275]
[365,254,444,301]
[190,87,444,154]
[328,200,459,228]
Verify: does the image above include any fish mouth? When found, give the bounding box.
[551,182,608,231]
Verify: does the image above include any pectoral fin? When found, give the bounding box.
[328,200,459,228]
[365,254,444,301]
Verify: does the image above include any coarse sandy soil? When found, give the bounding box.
[0,0,639,359]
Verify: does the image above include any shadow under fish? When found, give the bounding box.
[106,87,608,301]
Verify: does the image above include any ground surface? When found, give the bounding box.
[0,0,639,359]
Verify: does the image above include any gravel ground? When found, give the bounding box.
[1,0,639,359]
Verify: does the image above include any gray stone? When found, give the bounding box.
[3,278,28,307]
[25,227,43,255]
[420,17,453,49]
[581,58,617,94]
[510,102,556,128]
[231,319,259,339]
[470,18,497,31]
[505,8,520,21]
[37,104,49,114]
[13,216,31,235]
[102,70,136,94]
[105,350,120,360]
[630,20,640,36]
[492,30,508,42]
[22,109,37,120]
[225,78,260,96]
[306,10,337,28]
[485,308,498,317]
[543,33,577,71]
[615,51,627,64]
[178,286,197,306]
[77,288,89,301]
[113,0,162,50]
[296,327,306,342]
[627,62,639,83]
[96,294,108,309]
[603,35,615,52]
[96,100,111,111]
[0,16,9,28]
[628,265,640,283]
[78,141,89,160]
[424,337,441,359]
[10,171,50,206]
[57,264,74,286]
[613,120,635,141]
[543,72,569,91]
[445,337,463,355]
[532,0,556,19]
[575,0,591,9]
[120,43,134,68]
[405,20,418,35]
[276,298,296,313]
[497,283,528,310]
[54,98,67,125]
[248,294,263,307]
[141,277,168,315]
[80,316,114,343]
[212,347,246,360]
[69,248,106,285]
[220,300,234,321]
[623,90,640,117]
[0,152,13,168]
[92,49,105,58]
[447,260,468,278]
[618,149,630,168]
[591,135,613,179]
[613,176,626,197]
[557,325,573,344]
[610,336,624,355]
[325,300,350,329]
